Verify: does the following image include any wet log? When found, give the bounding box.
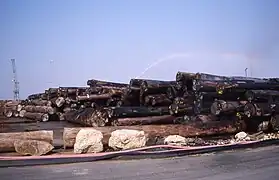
[64,108,109,127]
[244,102,273,117]
[63,120,240,148]
[169,104,193,116]
[210,100,246,116]
[23,105,55,114]
[245,90,279,102]
[23,112,49,122]
[0,130,53,152]
[107,106,169,118]
[76,94,112,101]
[58,87,87,97]
[218,82,279,93]
[28,99,52,106]
[140,79,177,94]
[27,93,46,100]
[87,79,128,89]
[144,94,172,106]
[192,80,221,92]
[112,115,178,126]
[176,71,197,82]
[121,86,141,106]
[195,91,245,102]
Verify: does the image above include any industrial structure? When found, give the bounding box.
[11,59,20,101]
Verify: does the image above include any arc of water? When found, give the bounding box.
[136,53,192,79]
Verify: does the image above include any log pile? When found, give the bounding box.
[3,72,279,134]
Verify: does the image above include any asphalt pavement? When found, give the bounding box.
[1,145,279,180]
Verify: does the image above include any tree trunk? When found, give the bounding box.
[244,102,273,117]
[64,108,109,127]
[23,112,49,122]
[144,94,172,106]
[76,93,113,101]
[169,104,193,116]
[63,120,240,149]
[210,100,246,116]
[28,99,52,106]
[107,106,169,118]
[23,105,55,114]
[245,90,279,102]
[140,79,177,95]
[87,79,128,88]
[55,97,65,107]
[112,115,178,126]
[0,130,53,152]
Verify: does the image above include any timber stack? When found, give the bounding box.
[2,71,279,135]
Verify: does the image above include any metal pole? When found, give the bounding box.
[245,68,248,77]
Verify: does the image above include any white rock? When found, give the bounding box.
[164,135,187,146]
[109,129,147,150]
[74,129,103,154]
[235,131,248,141]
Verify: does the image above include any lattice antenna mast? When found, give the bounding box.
[11,59,20,101]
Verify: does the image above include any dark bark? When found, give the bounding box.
[76,93,113,101]
[210,100,245,116]
[63,119,241,148]
[107,106,169,118]
[112,115,178,126]
[140,79,177,95]
[144,94,172,106]
[244,102,273,117]
[245,90,279,102]
[23,105,55,114]
[64,108,109,127]
[87,79,128,88]
[27,93,45,100]
[28,99,52,106]
[121,86,141,106]
[176,71,197,82]
[169,103,193,116]
[23,112,49,122]
[218,82,279,93]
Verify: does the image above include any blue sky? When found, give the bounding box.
[0,0,279,99]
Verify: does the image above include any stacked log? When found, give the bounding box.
[4,72,279,135]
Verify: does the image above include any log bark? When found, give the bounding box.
[107,106,169,118]
[144,94,172,106]
[244,102,273,117]
[245,90,279,102]
[112,115,178,126]
[210,100,245,116]
[169,104,193,115]
[0,130,53,152]
[121,86,141,106]
[64,108,109,127]
[28,99,52,106]
[87,79,128,88]
[76,93,113,101]
[63,120,240,148]
[140,79,177,95]
[27,93,45,100]
[23,112,49,122]
[218,82,279,93]
[23,105,55,114]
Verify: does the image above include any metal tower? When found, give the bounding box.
[11,59,20,101]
